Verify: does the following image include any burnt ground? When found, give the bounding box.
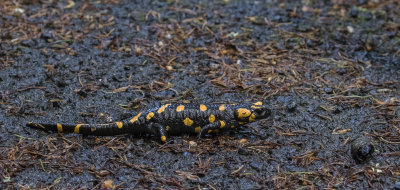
[0,0,399,189]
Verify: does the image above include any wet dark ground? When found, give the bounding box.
[1,0,400,189]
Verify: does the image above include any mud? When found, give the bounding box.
[1,0,399,189]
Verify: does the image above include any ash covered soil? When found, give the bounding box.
[1,0,400,189]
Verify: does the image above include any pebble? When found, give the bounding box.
[351,137,374,163]
[287,101,297,112]
[324,87,333,94]
[350,8,358,18]
[41,32,53,39]
[249,161,262,171]
[394,181,400,190]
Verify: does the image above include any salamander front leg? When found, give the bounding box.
[198,120,227,138]
[147,123,168,142]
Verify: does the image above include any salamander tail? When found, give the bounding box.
[26,121,129,135]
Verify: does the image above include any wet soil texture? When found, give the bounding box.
[1,0,400,189]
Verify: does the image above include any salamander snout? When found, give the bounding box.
[253,107,271,119]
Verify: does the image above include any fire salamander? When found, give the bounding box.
[26,102,270,142]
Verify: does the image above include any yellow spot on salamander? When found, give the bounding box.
[253,101,262,105]
[209,114,215,123]
[176,105,185,112]
[130,112,142,123]
[146,112,155,120]
[184,117,194,126]
[195,126,201,133]
[200,104,207,111]
[208,130,212,134]
[237,108,251,118]
[220,121,225,128]
[157,104,171,114]
[249,113,256,122]
[219,104,225,111]
[251,101,263,109]
[166,126,170,131]
[231,125,235,128]
[56,123,63,133]
[161,136,167,142]
[116,122,123,128]
[74,124,83,134]
[239,121,246,125]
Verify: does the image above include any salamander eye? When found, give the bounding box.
[253,108,271,119]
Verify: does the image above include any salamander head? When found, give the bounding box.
[234,102,271,123]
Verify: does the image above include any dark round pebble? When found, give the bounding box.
[41,32,53,39]
[287,101,297,112]
[351,137,374,163]
[350,8,358,18]
[324,87,333,94]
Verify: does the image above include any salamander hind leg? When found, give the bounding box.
[198,120,227,139]
[147,123,168,142]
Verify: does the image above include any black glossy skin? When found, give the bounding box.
[26,102,271,142]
